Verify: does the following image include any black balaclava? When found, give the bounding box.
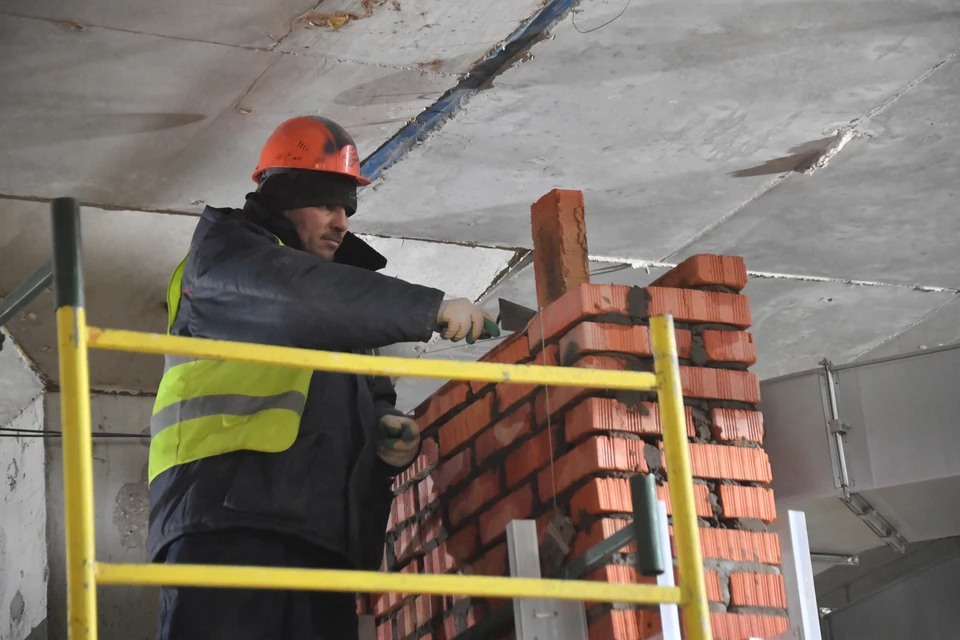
[238,168,388,272]
[255,168,358,217]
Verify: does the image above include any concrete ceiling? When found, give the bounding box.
[2,0,959,421]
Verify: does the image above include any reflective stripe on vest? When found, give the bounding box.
[148,245,312,483]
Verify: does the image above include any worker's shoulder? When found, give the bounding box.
[193,205,277,248]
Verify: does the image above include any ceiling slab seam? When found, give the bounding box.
[662,45,960,264]
[0,10,460,76]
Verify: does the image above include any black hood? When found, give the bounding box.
[237,193,387,272]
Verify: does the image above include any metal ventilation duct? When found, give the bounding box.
[761,344,960,566]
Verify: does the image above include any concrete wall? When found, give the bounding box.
[0,394,47,640]
[43,392,155,640]
[822,552,960,640]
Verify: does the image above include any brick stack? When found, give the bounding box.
[364,253,789,640]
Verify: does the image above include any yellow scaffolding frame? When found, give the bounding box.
[50,198,712,640]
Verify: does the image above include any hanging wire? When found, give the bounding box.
[539,310,560,513]
[0,426,146,439]
[572,0,632,34]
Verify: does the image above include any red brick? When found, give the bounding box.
[710,408,764,444]
[531,189,590,309]
[682,528,782,565]
[480,483,534,544]
[652,254,748,292]
[470,333,532,394]
[565,397,695,444]
[448,523,478,562]
[421,511,442,547]
[505,428,555,487]
[423,542,456,575]
[414,594,443,628]
[569,478,712,522]
[393,487,418,528]
[588,565,724,604]
[578,519,781,566]
[588,610,661,640]
[537,435,649,501]
[718,485,777,523]
[558,322,692,365]
[394,522,424,565]
[418,474,438,508]
[441,614,457,640]
[476,403,533,464]
[495,381,538,413]
[393,437,439,491]
[424,524,477,574]
[705,611,790,640]
[479,331,531,365]
[416,381,470,429]
[527,283,632,348]
[730,572,787,609]
[433,449,472,493]
[376,618,393,640]
[534,343,561,366]
[373,562,419,616]
[449,470,500,526]
[534,355,632,424]
[643,287,751,329]
[470,543,507,577]
[572,518,636,560]
[398,600,418,638]
[680,366,760,403]
[439,394,494,455]
[701,329,757,365]
[662,442,772,483]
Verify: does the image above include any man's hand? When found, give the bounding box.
[436,298,501,344]
[377,415,421,468]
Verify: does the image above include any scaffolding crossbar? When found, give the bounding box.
[50,197,713,640]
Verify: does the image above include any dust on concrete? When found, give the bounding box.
[6,458,17,492]
[112,465,149,550]
[293,0,401,31]
[9,590,24,624]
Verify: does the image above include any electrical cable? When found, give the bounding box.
[0,426,146,439]
[572,0,632,34]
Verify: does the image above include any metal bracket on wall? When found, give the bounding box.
[820,359,908,554]
[507,520,588,640]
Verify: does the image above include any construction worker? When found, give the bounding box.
[148,116,499,640]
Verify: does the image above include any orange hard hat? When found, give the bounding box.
[252,116,370,186]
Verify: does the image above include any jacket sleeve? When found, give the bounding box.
[181,217,445,351]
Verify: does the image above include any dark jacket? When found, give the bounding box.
[147,197,445,570]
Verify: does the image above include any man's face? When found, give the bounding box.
[284,206,349,261]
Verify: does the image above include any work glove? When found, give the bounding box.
[377,414,421,468]
[436,298,501,344]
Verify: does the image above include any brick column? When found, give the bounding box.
[367,198,788,640]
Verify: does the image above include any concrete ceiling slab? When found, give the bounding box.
[676,55,960,288]
[351,0,960,259]
[278,0,545,74]
[0,14,457,213]
[141,56,453,213]
[856,298,960,361]
[0,14,275,206]
[1,0,317,48]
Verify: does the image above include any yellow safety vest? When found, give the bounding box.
[148,248,312,483]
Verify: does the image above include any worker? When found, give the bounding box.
[148,115,499,640]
